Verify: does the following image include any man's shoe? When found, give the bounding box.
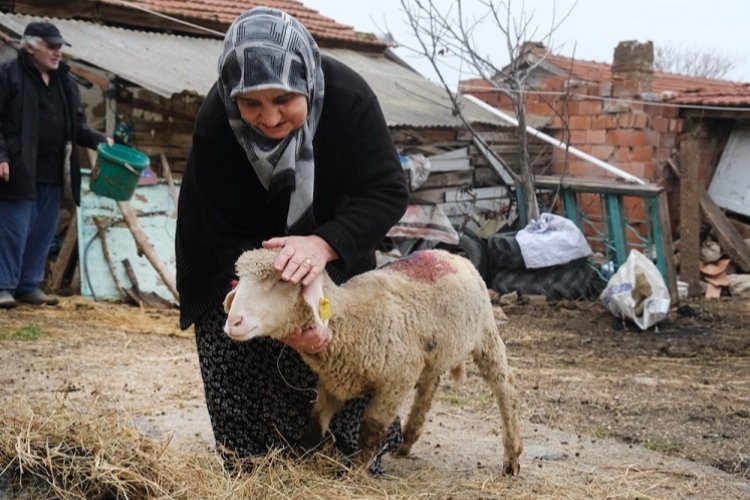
[0,290,17,309]
[16,288,59,306]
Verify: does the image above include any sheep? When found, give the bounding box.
[223,247,523,475]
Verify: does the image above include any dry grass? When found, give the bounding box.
[2,397,747,499]
[0,399,509,499]
[2,294,749,499]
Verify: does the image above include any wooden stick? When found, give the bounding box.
[93,216,126,301]
[117,200,180,301]
[122,258,172,308]
[48,211,78,293]
[122,258,144,307]
[160,153,179,217]
[678,135,702,297]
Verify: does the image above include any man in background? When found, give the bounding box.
[0,21,110,308]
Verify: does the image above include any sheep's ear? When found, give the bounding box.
[223,287,236,314]
[301,272,330,327]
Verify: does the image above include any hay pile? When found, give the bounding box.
[1,399,509,499]
[3,398,739,499]
[1,399,205,498]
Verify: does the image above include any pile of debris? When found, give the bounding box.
[697,237,750,298]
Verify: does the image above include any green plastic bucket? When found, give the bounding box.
[90,143,150,201]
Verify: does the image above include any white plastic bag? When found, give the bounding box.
[599,250,672,330]
[400,154,431,191]
[515,213,592,268]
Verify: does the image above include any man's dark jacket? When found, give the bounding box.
[0,49,106,204]
[176,55,409,329]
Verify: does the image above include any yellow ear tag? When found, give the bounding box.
[319,297,332,322]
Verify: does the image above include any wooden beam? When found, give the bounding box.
[420,170,473,190]
[93,216,127,301]
[668,158,750,274]
[679,136,703,296]
[68,63,109,89]
[118,201,179,301]
[160,153,179,217]
[652,192,679,303]
[700,192,750,272]
[729,218,750,240]
[47,212,78,293]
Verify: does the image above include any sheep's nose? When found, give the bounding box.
[224,315,243,334]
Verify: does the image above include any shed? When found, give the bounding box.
[0,10,549,300]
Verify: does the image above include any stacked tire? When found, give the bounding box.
[486,231,595,300]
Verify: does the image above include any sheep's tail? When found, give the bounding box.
[449,363,466,384]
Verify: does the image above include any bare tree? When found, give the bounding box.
[654,45,736,79]
[399,0,575,222]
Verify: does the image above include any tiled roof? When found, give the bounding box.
[666,83,750,107]
[525,44,741,96]
[461,44,750,111]
[99,0,388,49]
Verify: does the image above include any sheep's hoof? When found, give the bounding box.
[503,458,521,476]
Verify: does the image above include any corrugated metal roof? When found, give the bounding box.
[0,13,516,128]
[0,13,217,97]
[323,49,510,128]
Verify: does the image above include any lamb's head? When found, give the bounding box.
[223,248,330,342]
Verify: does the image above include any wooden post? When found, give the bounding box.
[160,153,179,217]
[678,134,702,297]
[649,192,679,303]
[48,212,78,293]
[93,216,127,301]
[118,201,180,301]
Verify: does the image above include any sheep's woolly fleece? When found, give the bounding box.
[383,251,457,282]
[234,249,279,280]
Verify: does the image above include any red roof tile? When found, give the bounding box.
[666,84,750,107]
[461,44,750,109]
[101,0,388,49]
[527,45,741,96]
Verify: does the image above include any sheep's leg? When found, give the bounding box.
[473,330,523,476]
[396,374,440,456]
[357,389,409,468]
[298,386,344,452]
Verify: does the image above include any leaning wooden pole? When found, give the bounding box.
[160,153,179,217]
[93,216,127,301]
[117,200,179,301]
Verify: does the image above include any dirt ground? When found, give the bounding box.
[1,294,749,498]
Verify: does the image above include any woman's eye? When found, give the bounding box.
[239,100,260,108]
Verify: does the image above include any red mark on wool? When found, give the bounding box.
[386,251,456,282]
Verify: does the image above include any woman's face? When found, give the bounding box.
[236,89,308,140]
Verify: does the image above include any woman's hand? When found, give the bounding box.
[262,235,337,286]
[280,325,330,354]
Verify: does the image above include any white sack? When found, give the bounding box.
[599,249,672,330]
[515,213,593,268]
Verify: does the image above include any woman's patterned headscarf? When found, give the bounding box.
[218,7,325,234]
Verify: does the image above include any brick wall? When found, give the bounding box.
[462,41,690,248]
[464,42,685,186]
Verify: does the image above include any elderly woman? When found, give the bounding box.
[175,7,409,473]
